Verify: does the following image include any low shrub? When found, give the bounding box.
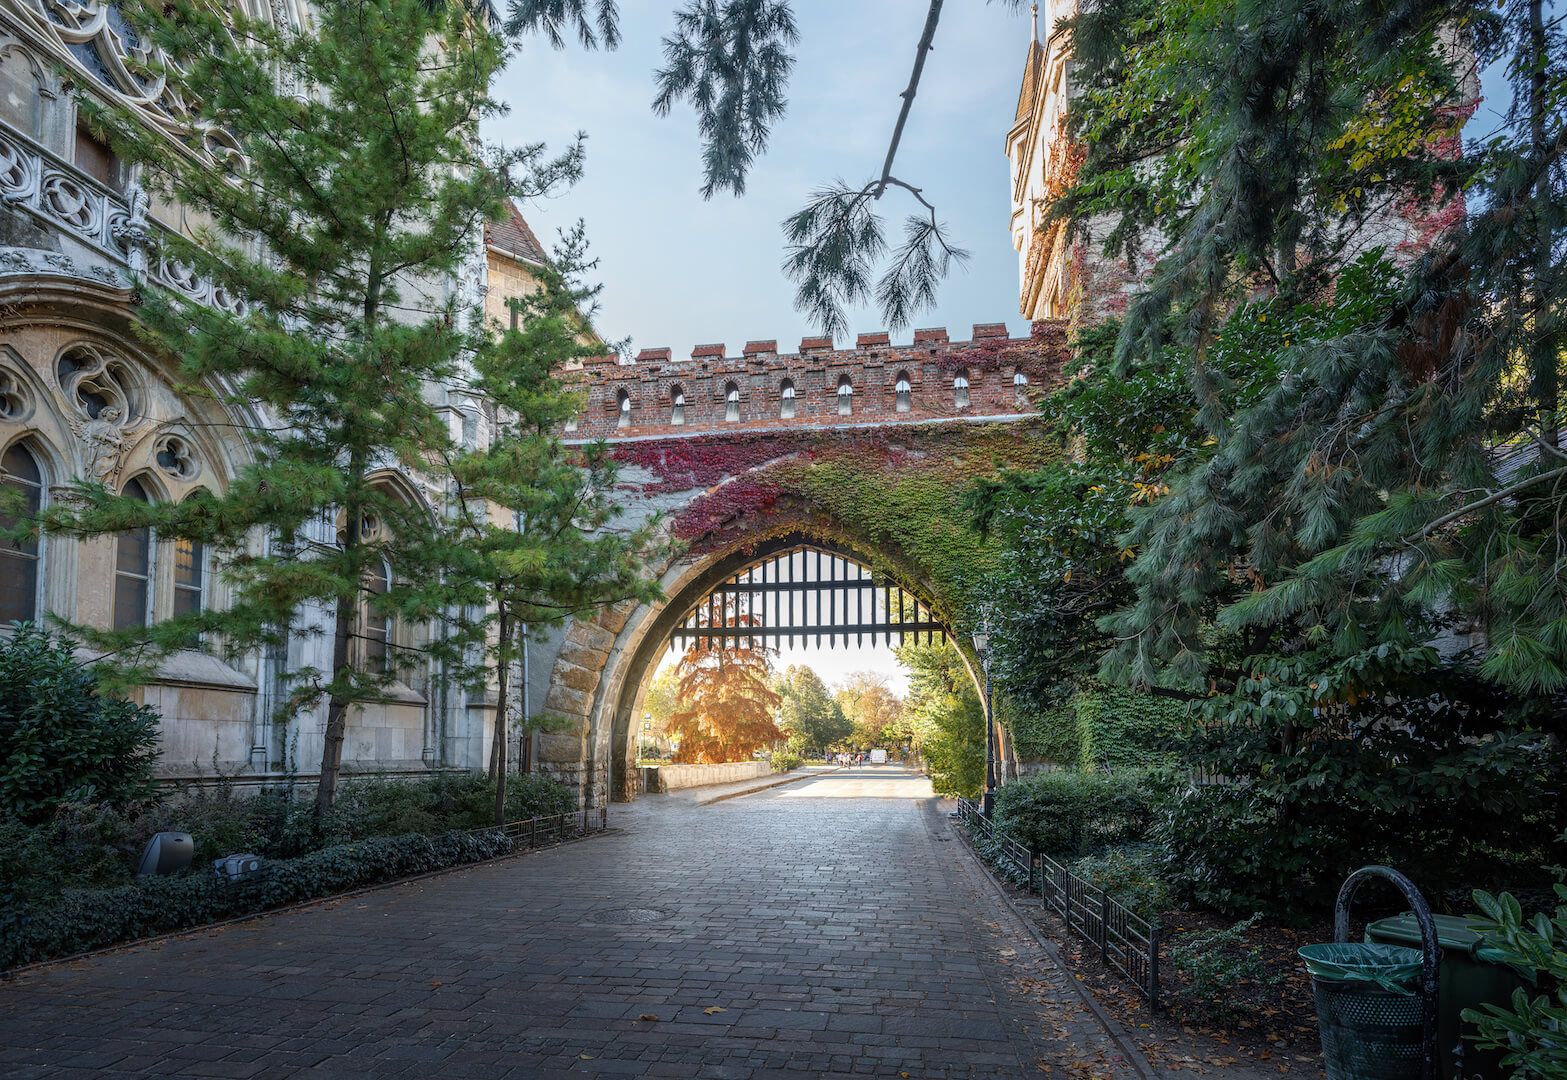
[1167,913,1284,1025]
[1067,845,1170,920]
[0,829,513,970]
[770,751,803,773]
[992,769,1154,858]
[0,625,162,823]
[503,775,576,820]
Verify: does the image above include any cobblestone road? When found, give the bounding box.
[0,767,1141,1079]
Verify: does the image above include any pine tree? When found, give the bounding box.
[446,226,663,823]
[42,0,584,813]
[1056,0,1567,698]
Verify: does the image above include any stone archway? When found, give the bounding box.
[539,526,992,807]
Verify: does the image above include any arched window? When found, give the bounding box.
[0,443,43,624]
[1013,370,1030,407]
[724,382,740,423]
[1013,371,1029,387]
[895,370,912,413]
[113,477,152,631]
[837,375,853,416]
[953,371,971,410]
[780,379,796,419]
[616,388,631,429]
[670,384,686,426]
[362,557,390,674]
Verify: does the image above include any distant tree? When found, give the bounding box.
[661,605,784,763]
[776,665,851,756]
[898,642,982,798]
[834,671,906,750]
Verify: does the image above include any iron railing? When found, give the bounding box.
[480,806,609,849]
[956,798,1160,1008]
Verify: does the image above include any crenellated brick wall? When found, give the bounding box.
[562,321,1068,441]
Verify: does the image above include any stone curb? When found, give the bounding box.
[0,826,618,981]
[694,765,846,805]
[950,817,1161,1080]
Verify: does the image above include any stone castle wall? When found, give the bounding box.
[563,323,1046,442]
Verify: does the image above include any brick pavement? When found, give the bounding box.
[0,767,1143,1079]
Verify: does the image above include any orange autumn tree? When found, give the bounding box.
[661,602,783,764]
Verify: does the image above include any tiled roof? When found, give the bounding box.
[635,348,672,362]
[1015,39,1045,123]
[485,199,548,264]
[691,343,726,359]
[856,332,891,348]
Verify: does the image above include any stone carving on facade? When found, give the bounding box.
[55,341,140,480]
[0,363,32,422]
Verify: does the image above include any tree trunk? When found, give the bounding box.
[1529,0,1558,451]
[492,606,512,826]
[316,460,364,817]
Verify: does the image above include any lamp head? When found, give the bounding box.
[971,631,989,656]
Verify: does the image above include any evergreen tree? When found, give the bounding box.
[1056,0,1567,698]
[446,226,663,823]
[41,0,585,812]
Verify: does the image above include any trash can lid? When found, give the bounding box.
[1366,912,1493,957]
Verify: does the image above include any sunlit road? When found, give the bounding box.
[772,765,938,800]
[0,765,1138,1079]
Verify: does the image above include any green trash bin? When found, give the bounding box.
[1300,943,1428,1080]
[1366,912,1528,1080]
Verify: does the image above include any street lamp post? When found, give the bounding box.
[641,712,651,764]
[971,620,996,818]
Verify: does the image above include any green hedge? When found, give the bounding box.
[0,829,512,970]
[992,770,1154,858]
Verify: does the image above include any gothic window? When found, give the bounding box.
[564,413,578,433]
[670,384,686,426]
[616,388,631,429]
[837,375,853,416]
[1013,370,1030,407]
[172,494,205,625]
[895,370,912,413]
[1013,371,1029,387]
[0,443,43,624]
[953,371,971,410]
[725,382,740,423]
[780,379,796,419]
[113,477,152,630]
[362,557,390,674]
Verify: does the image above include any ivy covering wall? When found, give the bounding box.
[1004,683,1187,772]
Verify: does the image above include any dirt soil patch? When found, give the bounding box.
[988,871,1339,1079]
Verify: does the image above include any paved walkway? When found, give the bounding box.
[0,767,1140,1079]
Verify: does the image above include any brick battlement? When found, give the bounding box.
[562,321,1067,442]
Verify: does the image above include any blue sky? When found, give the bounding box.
[487,2,1036,360]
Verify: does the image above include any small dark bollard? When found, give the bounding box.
[1299,867,1441,1080]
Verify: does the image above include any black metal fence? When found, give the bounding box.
[483,806,609,849]
[956,798,1160,1009]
